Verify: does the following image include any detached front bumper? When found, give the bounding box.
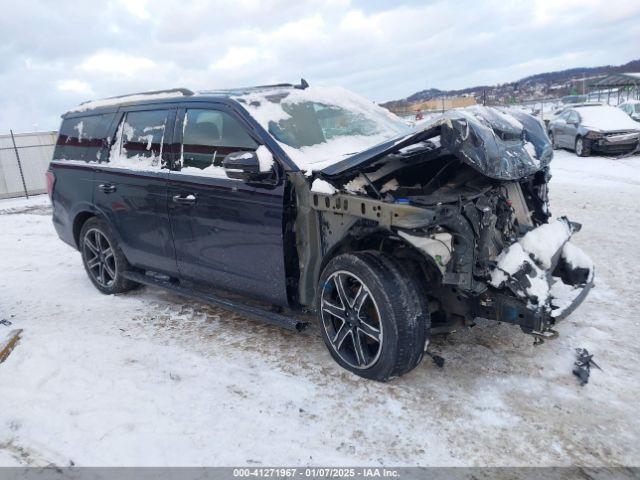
[480,217,594,337]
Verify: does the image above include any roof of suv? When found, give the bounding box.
[65,80,310,116]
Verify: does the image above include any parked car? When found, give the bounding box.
[548,104,640,156]
[48,83,593,381]
[618,100,640,122]
[543,102,603,129]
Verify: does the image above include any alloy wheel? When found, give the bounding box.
[576,138,583,155]
[320,271,383,369]
[83,228,117,288]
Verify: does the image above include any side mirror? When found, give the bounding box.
[223,150,272,182]
[632,113,640,122]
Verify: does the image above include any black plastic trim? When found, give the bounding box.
[122,271,308,332]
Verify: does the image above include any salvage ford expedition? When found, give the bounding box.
[48,81,594,381]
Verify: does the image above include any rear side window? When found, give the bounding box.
[54,113,116,162]
[108,109,171,170]
[180,109,258,172]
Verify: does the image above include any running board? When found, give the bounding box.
[122,271,308,332]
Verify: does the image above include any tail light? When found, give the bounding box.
[46,170,55,200]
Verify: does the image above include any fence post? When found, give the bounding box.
[9,129,29,199]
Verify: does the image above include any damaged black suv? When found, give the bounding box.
[48,81,593,381]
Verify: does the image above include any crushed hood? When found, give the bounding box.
[319,106,553,181]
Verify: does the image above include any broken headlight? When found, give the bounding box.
[584,130,604,139]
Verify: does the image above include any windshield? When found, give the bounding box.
[234,86,409,172]
[271,102,382,148]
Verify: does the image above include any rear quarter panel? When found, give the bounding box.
[50,162,95,249]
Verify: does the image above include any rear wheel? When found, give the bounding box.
[317,251,429,381]
[80,217,138,294]
[575,136,591,157]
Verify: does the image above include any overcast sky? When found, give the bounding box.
[1,0,639,132]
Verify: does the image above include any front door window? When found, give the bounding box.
[179,109,259,177]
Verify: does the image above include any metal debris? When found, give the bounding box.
[0,319,12,327]
[573,348,601,386]
[427,351,445,368]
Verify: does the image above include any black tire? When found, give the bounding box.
[79,217,139,294]
[575,136,591,157]
[369,252,431,374]
[549,131,558,150]
[317,251,430,381]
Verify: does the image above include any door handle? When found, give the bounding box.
[98,183,117,194]
[172,194,197,205]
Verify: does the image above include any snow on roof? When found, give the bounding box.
[594,72,640,87]
[575,105,640,131]
[68,89,192,113]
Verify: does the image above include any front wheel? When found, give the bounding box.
[80,217,139,294]
[317,251,429,381]
[575,136,591,157]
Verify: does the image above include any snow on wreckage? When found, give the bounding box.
[247,86,595,340]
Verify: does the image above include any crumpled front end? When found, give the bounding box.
[483,217,594,337]
[439,106,553,181]
[307,105,593,339]
[320,105,553,182]
[389,176,594,339]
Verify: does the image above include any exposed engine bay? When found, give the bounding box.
[303,106,594,339]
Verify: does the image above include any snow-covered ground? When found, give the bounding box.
[1,150,639,467]
[0,194,50,214]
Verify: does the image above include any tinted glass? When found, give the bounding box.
[269,102,379,148]
[120,110,170,162]
[181,109,258,170]
[567,111,579,124]
[54,113,116,162]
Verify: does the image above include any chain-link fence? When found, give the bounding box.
[0,130,57,199]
